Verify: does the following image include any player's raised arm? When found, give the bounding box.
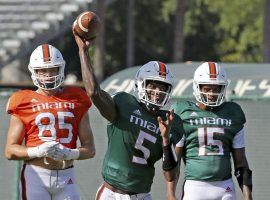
[161,111,183,199]
[73,28,117,122]
[158,109,179,182]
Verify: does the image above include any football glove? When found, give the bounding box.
[27,141,58,159]
[52,144,80,161]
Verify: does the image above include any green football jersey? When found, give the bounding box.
[172,100,246,181]
[102,92,183,193]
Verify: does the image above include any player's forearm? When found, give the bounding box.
[77,144,96,160]
[79,49,117,121]
[162,136,170,146]
[79,49,101,97]
[163,164,179,182]
[242,185,253,200]
[5,144,29,160]
[166,178,178,200]
[92,91,117,122]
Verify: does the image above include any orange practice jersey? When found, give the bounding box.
[6,87,91,148]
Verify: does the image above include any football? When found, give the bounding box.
[73,11,101,40]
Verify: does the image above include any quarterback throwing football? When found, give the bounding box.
[73,28,184,199]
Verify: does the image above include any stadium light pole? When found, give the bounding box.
[263,0,270,62]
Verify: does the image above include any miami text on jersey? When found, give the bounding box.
[189,117,232,126]
[32,102,75,112]
[130,115,160,134]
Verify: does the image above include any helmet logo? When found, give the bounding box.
[158,61,167,78]
[42,44,51,62]
[208,62,217,79]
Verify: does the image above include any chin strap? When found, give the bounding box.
[146,102,161,112]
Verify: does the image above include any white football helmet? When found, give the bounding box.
[134,61,174,111]
[28,44,65,90]
[193,62,228,107]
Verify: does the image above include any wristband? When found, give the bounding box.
[66,148,80,160]
[27,147,39,159]
[162,143,178,171]
[235,167,252,191]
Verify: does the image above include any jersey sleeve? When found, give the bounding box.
[68,87,92,113]
[232,128,245,148]
[230,102,246,124]
[6,90,24,118]
[225,102,246,134]
[111,92,124,105]
[63,87,92,124]
[171,102,180,114]
[76,87,92,111]
[171,100,190,116]
[171,100,196,146]
[110,92,127,123]
[175,135,185,148]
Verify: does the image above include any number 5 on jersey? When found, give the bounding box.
[132,130,157,165]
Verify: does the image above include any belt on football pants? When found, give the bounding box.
[103,182,139,195]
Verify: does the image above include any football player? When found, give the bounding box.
[166,62,253,200]
[73,30,183,200]
[5,44,96,200]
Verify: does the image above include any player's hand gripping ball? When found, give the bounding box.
[73,11,101,40]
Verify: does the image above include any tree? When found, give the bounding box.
[206,0,264,62]
[173,0,186,62]
[126,0,135,67]
[183,0,221,61]
[94,0,105,81]
[104,0,175,73]
[263,0,270,62]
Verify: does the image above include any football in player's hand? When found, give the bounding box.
[73,11,101,40]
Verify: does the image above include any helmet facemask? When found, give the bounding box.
[134,61,174,112]
[138,79,172,111]
[194,83,227,107]
[30,66,65,90]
